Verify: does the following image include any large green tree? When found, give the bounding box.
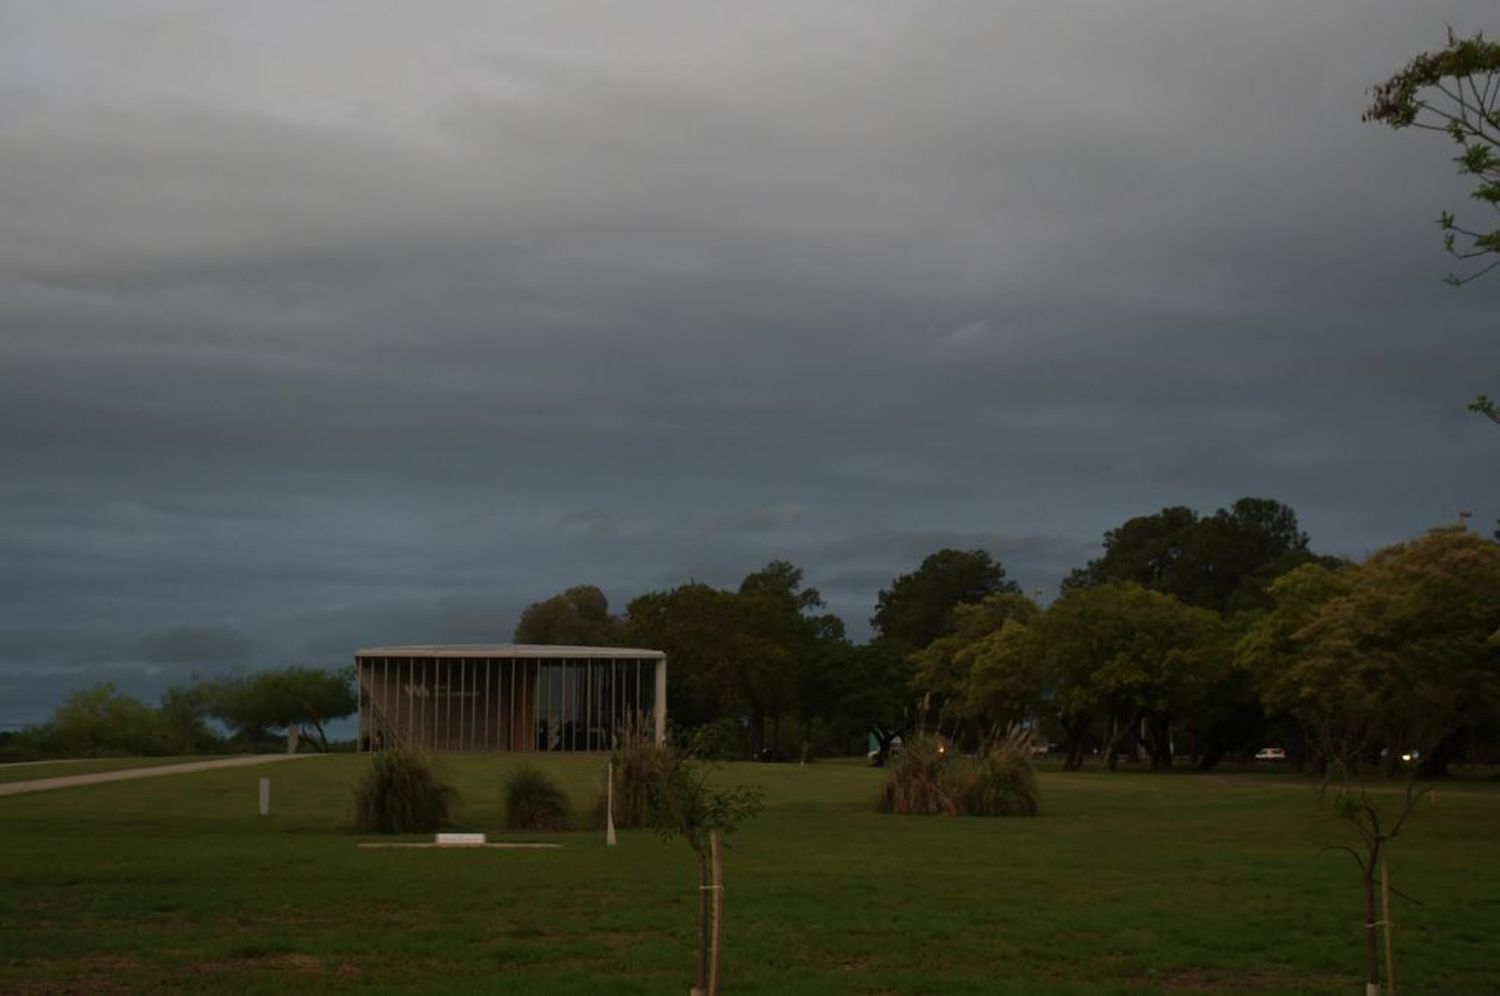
[1237,562,1357,771]
[514,585,623,646]
[624,562,842,757]
[842,638,917,767]
[624,583,752,735]
[1281,528,1500,777]
[871,549,1018,650]
[738,561,848,756]
[961,616,1050,736]
[1035,584,1222,770]
[908,592,1039,737]
[31,684,173,756]
[208,667,355,751]
[1064,497,1314,613]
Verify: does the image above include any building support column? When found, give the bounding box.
[655,657,668,743]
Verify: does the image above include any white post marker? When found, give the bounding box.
[605,760,618,847]
[259,777,270,816]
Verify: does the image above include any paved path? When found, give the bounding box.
[0,754,323,797]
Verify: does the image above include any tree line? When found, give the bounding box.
[7,495,1495,773]
[3,667,355,760]
[519,497,1500,774]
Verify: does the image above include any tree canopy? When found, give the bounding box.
[1064,497,1314,613]
[207,666,355,751]
[624,562,847,757]
[1241,527,1500,777]
[908,592,1039,731]
[871,549,1018,650]
[514,585,623,646]
[1034,583,1223,770]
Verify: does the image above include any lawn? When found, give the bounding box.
[0,754,1496,995]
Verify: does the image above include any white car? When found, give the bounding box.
[1254,747,1287,761]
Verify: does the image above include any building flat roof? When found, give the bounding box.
[355,644,665,660]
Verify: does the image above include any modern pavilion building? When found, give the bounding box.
[355,645,666,753]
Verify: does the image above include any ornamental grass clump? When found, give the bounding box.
[877,729,1039,817]
[504,766,571,831]
[352,749,456,834]
[957,728,1040,817]
[600,719,669,829]
[876,736,952,814]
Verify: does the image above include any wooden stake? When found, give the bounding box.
[1381,849,1396,996]
[605,761,617,846]
[693,842,709,996]
[708,830,723,996]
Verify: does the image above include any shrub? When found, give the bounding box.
[876,736,954,814]
[877,729,1039,817]
[504,766,570,831]
[958,729,1040,817]
[352,750,455,834]
[600,722,669,829]
[689,717,745,761]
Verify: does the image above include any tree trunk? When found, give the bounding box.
[1063,716,1091,770]
[747,712,765,760]
[1380,848,1396,996]
[693,841,710,995]
[1416,734,1453,780]
[1101,713,1137,771]
[1363,848,1381,996]
[1148,714,1173,771]
[708,830,723,996]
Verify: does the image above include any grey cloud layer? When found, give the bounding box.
[2,1,1496,724]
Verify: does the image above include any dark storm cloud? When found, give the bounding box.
[2,1,1497,722]
[135,625,252,666]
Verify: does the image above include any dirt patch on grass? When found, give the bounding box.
[213,910,331,929]
[804,950,876,973]
[12,954,144,995]
[14,982,134,996]
[588,928,666,949]
[178,952,360,980]
[1126,967,1341,992]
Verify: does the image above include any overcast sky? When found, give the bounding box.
[3,1,1497,727]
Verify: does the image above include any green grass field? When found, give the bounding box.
[0,755,201,785]
[1,755,1496,995]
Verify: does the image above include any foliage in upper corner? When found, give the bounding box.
[1364,29,1500,285]
[1470,393,1500,423]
